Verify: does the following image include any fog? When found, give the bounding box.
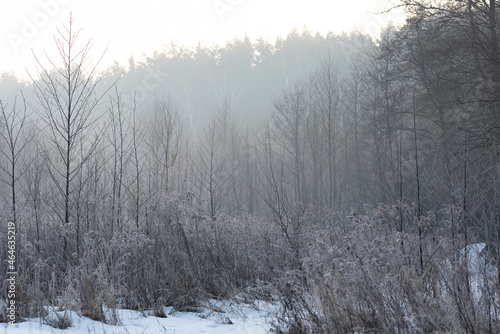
[1,2,500,333]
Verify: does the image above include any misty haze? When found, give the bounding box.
[1,1,500,333]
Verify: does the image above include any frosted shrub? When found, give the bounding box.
[269,203,500,333]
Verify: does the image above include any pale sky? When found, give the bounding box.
[0,0,403,79]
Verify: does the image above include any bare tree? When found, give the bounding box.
[0,95,34,227]
[343,56,367,209]
[30,14,110,265]
[272,82,309,206]
[22,140,45,253]
[127,99,146,229]
[108,88,130,235]
[192,119,226,219]
[146,98,179,194]
[214,92,241,214]
[313,53,341,210]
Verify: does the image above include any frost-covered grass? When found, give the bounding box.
[2,300,276,334]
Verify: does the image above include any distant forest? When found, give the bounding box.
[2,1,500,332]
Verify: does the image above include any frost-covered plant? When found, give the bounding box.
[269,203,500,333]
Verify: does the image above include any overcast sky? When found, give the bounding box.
[0,0,403,79]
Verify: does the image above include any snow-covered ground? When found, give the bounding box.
[2,300,276,334]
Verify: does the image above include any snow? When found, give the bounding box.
[459,243,499,309]
[2,300,275,334]
[460,242,487,275]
